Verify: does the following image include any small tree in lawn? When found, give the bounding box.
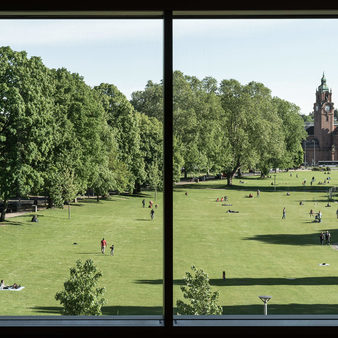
[55,259,105,315]
[176,265,222,315]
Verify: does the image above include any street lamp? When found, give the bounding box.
[259,295,272,315]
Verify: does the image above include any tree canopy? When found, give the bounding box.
[0,46,307,221]
[131,71,306,185]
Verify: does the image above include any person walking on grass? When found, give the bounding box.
[151,208,155,220]
[142,199,145,208]
[110,244,114,256]
[320,232,325,245]
[318,210,322,223]
[282,207,286,219]
[100,238,107,254]
[325,231,331,245]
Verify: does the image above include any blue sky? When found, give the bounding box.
[1,18,338,115]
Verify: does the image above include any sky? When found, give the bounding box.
[1,19,338,115]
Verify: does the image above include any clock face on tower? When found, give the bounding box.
[315,104,319,111]
[325,105,330,112]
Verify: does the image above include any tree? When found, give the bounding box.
[272,97,307,169]
[176,265,222,315]
[219,80,285,185]
[55,259,105,316]
[137,112,163,191]
[131,72,228,179]
[94,83,146,193]
[130,80,163,122]
[0,47,55,221]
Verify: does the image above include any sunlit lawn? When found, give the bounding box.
[0,193,163,316]
[174,169,338,314]
[2,169,338,315]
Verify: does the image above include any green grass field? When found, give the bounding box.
[2,169,338,315]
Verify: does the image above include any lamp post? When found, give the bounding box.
[259,295,272,315]
[273,174,276,192]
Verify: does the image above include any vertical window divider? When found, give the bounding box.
[163,10,174,329]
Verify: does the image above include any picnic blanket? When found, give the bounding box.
[0,286,24,291]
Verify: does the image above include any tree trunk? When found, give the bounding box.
[47,197,54,209]
[0,200,8,222]
[237,168,242,178]
[226,162,241,186]
[226,174,233,186]
[133,182,141,194]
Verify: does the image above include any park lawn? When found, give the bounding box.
[0,194,163,316]
[173,169,338,314]
[2,169,338,315]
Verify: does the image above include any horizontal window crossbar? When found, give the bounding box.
[173,315,338,326]
[0,316,164,327]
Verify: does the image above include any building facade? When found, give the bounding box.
[304,74,338,165]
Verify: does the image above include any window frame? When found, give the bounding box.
[2,7,338,334]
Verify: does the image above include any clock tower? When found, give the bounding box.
[313,73,334,158]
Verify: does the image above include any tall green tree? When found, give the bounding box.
[130,80,163,122]
[44,68,112,207]
[138,112,163,191]
[0,47,55,220]
[219,80,285,185]
[94,83,146,193]
[272,97,307,169]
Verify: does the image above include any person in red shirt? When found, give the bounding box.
[101,238,107,254]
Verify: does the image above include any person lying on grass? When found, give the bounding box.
[0,281,21,289]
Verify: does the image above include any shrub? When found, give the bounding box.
[176,265,222,315]
[55,259,105,315]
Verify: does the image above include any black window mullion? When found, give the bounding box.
[163,10,174,329]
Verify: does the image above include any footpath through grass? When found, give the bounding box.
[2,169,338,315]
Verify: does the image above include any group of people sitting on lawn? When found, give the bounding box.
[0,280,21,290]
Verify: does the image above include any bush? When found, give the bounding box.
[176,265,222,315]
[55,259,105,315]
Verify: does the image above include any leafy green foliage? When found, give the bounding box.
[0,47,55,220]
[55,259,105,316]
[176,265,222,315]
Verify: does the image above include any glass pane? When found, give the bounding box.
[0,19,163,316]
[173,18,338,316]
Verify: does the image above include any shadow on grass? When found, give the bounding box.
[135,276,338,287]
[30,303,338,315]
[175,183,332,193]
[13,213,45,218]
[243,230,338,245]
[220,303,338,315]
[121,192,152,198]
[76,252,104,255]
[0,220,24,226]
[30,305,163,315]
